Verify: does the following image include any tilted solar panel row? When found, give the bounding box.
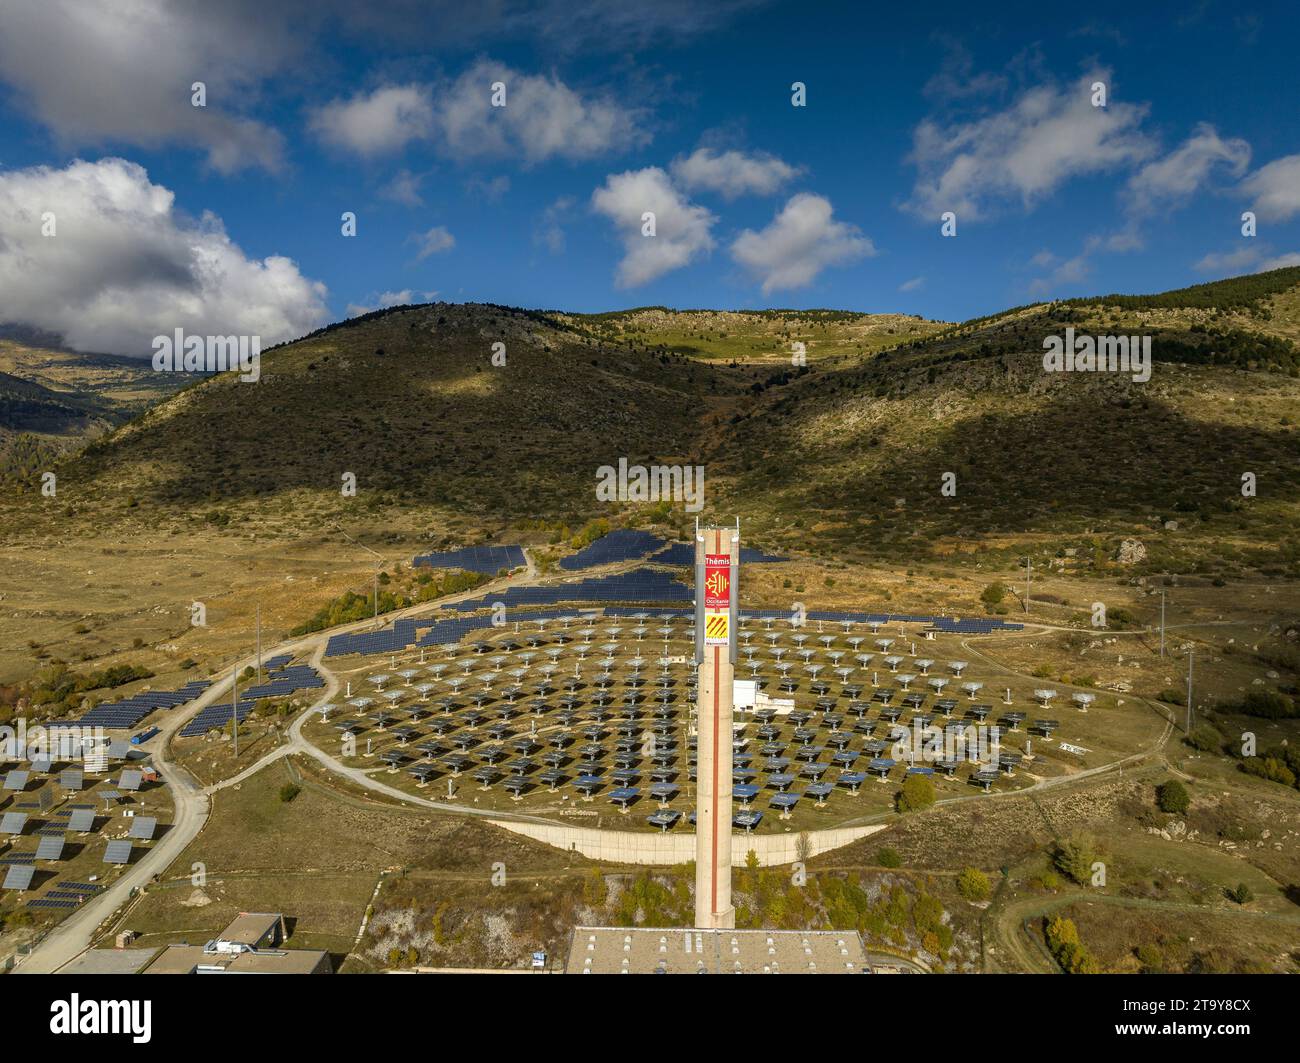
[413,544,525,574]
[649,542,788,566]
[559,529,667,570]
[77,680,211,729]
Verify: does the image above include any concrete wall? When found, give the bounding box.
[488,820,884,867]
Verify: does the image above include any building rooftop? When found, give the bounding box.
[566,926,867,974]
[144,944,330,975]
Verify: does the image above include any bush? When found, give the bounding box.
[1156,779,1190,815]
[956,867,991,902]
[1045,915,1100,974]
[1226,882,1254,905]
[1237,688,1298,719]
[1186,723,1223,753]
[876,847,902,868]
[278,783,301,803]
[980,582,1006,606]
[1053,833,1100,886]
[896,773,936,813]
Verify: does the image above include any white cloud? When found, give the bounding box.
[534,196,575,254]
[411,226,455,260]
[380,169,426,207]
[309,85,434,156]
[1259,252,1300,270]
[1125,123,1250,216]
[731,193,873,295]
[0,0,287,173]
[1193,245,1264,273]
[345,288,434,317]
[1240,154,1300,222]
[0,158,327,356]
[669,148,800,199]
[306,60,646,165]
[906,70,1154,220]
[591,168,716,287]
[1193,246,1300,274]
[465,174,511,201]
[899,276,925,292]
[432,59,648,165]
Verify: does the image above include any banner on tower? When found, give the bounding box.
[703,552,731,646]
[704,612,729,645]
[703,554,730,608]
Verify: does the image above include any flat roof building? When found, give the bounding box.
[143,911,329,974]
[566,926,868,974]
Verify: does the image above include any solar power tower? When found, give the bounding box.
[693,522,739,930]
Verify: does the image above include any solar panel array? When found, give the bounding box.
[179,663,324,738]
[559,529,666,570]
[413,544,525,573]
[648,542,788,566]
[78,679,211,730]
[325,570,690,658]
[311,606,1047,830]
[450,569,691,613]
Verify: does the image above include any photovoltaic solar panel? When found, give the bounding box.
[103,840,132,864]
[60,768,83,789]
[2,864,35,890]
[117,769,143,791]
[35,835,65,860]
[559,530,666,570]
[68,809,95,831]
[4,770,29,790]
[413,544,525,574]
[0,812,27,834]
[127,816,157,840]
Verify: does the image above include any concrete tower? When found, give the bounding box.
[694,522,739,929]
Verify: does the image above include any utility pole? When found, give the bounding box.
[1159,590,1165,658]
[232,664,239,757]
[1185,647,1195,733]
[256,602,262,683]
[374,566,380,627]
[1024,556,1031,614]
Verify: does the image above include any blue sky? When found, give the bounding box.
[0,0,1297,354]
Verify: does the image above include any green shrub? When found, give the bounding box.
[1156,779,1190,815]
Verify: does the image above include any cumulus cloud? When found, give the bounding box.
[411,226,455,259]
[730,193,873,294]
[380,169,427,207]
[0,158,328,356]
[669,147,800,199]
[306,60,646,165]
[905,70,1154,220]
[1240,154,1300,222]
[1125,123,1250,215]
[433,59,647,164]
[0,0,288,172]
[1194,245,1300,274]
[591,168,716,287]
[534,196,576,254]
[309,85,434,156]
[345,288,435,317]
